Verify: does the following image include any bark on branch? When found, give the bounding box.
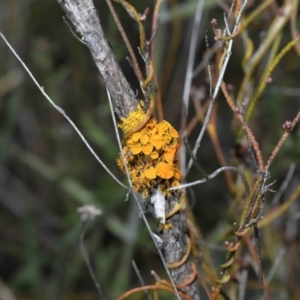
[57,1,200,299]
[57,0,137,117]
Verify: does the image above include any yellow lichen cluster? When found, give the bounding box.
[117,109,182,197]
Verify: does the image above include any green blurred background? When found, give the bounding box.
[0,0,299,299]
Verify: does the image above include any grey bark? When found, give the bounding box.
[57,1,200,299]
[162,193,200,299]
[57,0,137,117]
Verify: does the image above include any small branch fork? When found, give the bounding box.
[210,81,300,298]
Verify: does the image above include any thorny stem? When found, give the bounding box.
[109,4,201,296]
[107,3,200,296]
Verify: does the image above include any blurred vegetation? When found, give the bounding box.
[0,0,299,299]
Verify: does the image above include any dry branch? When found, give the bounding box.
[57,0,137,117]
[56,1,200,299]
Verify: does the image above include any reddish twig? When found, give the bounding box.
[151,0,164,122]
[221,82,264,170]
[105,0,143,83]
[265,111,300,169]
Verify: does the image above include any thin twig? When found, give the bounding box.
[265,132,288,170]
[0,30,128,190]
[266,247,286,283]
[238,269,248,300]
[253,223,265,300]
[205,31,213,98]
[271,163,295,206]
[151,0,164,122]
[132,260,153,300]
[80,222,106,300]
[179,0,204,174]
[221,82,264,170]
[185,0,249,177]
[290,8,300,55]
[183,135,208,181]
[192,42,220,78]
[105,0,143,83]
[169,166,250,196]
[265,112,300,170]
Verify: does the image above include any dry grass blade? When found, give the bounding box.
[185,0,249,177]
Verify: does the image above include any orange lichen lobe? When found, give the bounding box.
[164,144,178,165]
[144,167,156,179]
[170,127,179,138]
[150,134,163,149]
[132,132,142,142]
[142,143,153,155]
[156,162,174,179]
[117,109,182,197]
[140,134,150,144]
[131,144,142,155]
[150,151,159,159]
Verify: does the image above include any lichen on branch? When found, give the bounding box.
[117,106,182,200]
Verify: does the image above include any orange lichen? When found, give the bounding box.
[117,110,182,197]
[156,162,174,179]
[150,134,163,149]
[118,105,147,135]
[144,167,156,179]
[150,151,159,159]
[132,132,142,142]
[170,127,179,138]
[140,134,150,144]
[131,144,142,155]
[142,143,153,155]
[164,144,178,165]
